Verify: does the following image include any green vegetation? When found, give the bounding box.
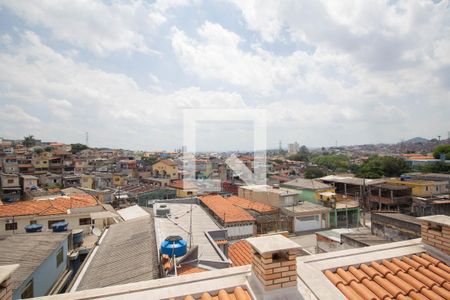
[44,146,53,152]
[288,145,310,161]
[419,162,450,173]
[304,167,326,179]
[71,143,88,154]
[355,156,410,178]
[142,156,159,166]
[23,135,36,147]
[433,144,450,159]
[33,147,44,154]
[311,154,350,171]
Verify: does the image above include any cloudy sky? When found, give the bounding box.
[0,0,449,151]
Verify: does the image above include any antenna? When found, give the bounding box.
[85,132,89,147]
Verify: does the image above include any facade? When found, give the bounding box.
[282,201,331,232]
[169,180,197,197]
[152,159,179,179]
[19,175,38,193]
[0,173,21,202]
[368,183,413,212]
[387,179,448,197]
[80,174,94,189]
[282,178,335,203]
[38,173,62,188]
[238,185,299,208]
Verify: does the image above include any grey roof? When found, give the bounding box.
[75,215,158,291]
[283,178,332,190]
[0,233,68,291]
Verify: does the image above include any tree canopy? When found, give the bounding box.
[71,143,88,154]
[287,145,310,161]
[304,167,326,179]
[311,154,350,171]
[23,135,36,147]
[433,144,450,159]
[355,155,410,178]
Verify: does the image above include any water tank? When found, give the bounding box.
[160,236,187,257]
[52,221,68,232]
[72,229,84,246]
[25,224,43,233]
[156,204,170,217]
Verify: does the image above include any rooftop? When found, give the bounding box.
[228,240,253,267]
[116,205,150,221]
[153,203,224,262]
[0,194,98,217]
[419,215,450,227]
[0,233,68,292]
[226,195,278,214]
[72,216,158,291]
[239,185,299,196]
[247,234,299,254]
[320,175,385,186]
[284,178,333,190]
[200,195,256,223]
[283,201,331,215]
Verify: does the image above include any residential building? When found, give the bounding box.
[0,233,69,300]
[32,152,51,174]
[387,179,448,197]
[282,201,331,232]
[0,173,21,202]
[368,183,413,212]
[371,212,421,241]
[38,173,62,188]
[288,141,299,154]
[169,180,197,197]
[62,174,81,188]
[152,159,179,179]
[404,172,450,191]
[0,194,114,234]
[195,159,213,179]
[238,185,299,208]
[282,178,335,203]
[80,174,94,189]
[199,194,256,239]
[19,175,38,193]
[1,156,18,174]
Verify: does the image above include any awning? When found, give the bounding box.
[90,211,119,220]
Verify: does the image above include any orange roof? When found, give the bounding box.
[177,265,208,275]
[226,196,277,214]
[401,154,435,160]
[325,253,450,300]
[199,195,255,223]
[169,180,197,190]
[156,159,177,166]
[228,240,252,267]
[173,287,252,300]
[0,194,98,217]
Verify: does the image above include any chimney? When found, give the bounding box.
[246,234,300,297]
[0,265,18,300]
[419,215,450,255]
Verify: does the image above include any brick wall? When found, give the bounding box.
[0,276,12,300]
[421,220,450,255]
[251,249,298,290]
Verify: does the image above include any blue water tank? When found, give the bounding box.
[25,224,43,233]
[52,221,68,232]
[160,236,187,257]
[72,229,84,246]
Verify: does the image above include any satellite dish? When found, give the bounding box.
[92,227,102,237]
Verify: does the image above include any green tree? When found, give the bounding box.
[355,156,410,178]
[142,156,159,166]
[44,146,53,152]
[33,147,44,155]
[71,143,88,154]
[23,135,36,147]
[311,154,350,171]
[419,162,450,173]
[304,167,326,179]
[433,144,450,159]
[288,145,310,162]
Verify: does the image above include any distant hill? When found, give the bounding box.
[404,137,429,143]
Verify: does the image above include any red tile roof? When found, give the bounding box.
[228,240,252,267]
[0,194,98,217]
[177,265,208,275]
[169,180,197,190]
[325,253,450,300]
[199,195,255,224]
[226,196,277,214]
[172,287,252,300]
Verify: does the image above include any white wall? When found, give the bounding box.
[294,214,321,232]
[226,223,254,239]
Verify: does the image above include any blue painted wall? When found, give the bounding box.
[13,236,68,299]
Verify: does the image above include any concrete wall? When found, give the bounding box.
[226,223,254,239]
[13,237,68,299]
[371,213,420,241]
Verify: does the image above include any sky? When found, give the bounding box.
[0,0,449,151]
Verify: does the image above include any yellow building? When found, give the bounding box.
[152,159,179,179]
[169,180,197,198]
[387,179,448,197]
[81,174,95,189]
[112,174,125,187]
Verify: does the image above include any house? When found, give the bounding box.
[282,178,335,203]
[80,174,94,189]
[387,179,448,197]
[19,175,38,193]
[152,159,179,179]
[1,156,18,174]
[93,173,113,189]
[238,185,299,208]
[38,173,62,188]
[69,215,158,292]
[32,152,51,174]
[0,233,69,299]
[199,194,256,239]
[0,173,21,203]
[226,195,289,234]
[320,175,385,199]
[404,172,450,191]
[195,159,213,179]
[62,174,81,188]
[73,159,89,174]
[169,180,197,197]
[282,201,331,233]
[368,183,413,212]
[370,212,421,241]
[0,194,115,234]
[112,174,125,187]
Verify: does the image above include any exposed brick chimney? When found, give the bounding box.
[419,215,450,255]
[246,234,300,295]
[0,265,18,300]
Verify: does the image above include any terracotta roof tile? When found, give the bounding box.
[228,240,252,267]
[177,265,208,275]
[226,196,278,214]
[0,194,98,217]
[172,287,252,300]
[199,195,255,223]
[325,253,450,300]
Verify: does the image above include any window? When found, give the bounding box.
[56,248,64,267]
[425,186,429,191]
[21,280,33,299]
[48,219,65,229]
[5,222,17,231]
[7,179,13,184]
[436,186,439,191]
[30,220,37,225]
[79,218,91,225]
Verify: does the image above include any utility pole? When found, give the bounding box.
[85,132,89,147]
